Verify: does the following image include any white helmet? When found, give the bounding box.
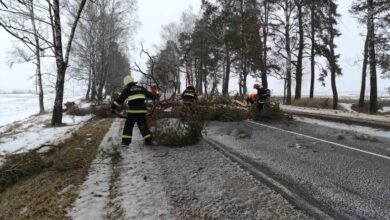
[123,75,134,85]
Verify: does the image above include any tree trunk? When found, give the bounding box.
[36,59,45,114]
[51,0,66,126]
[261,0,269,88]
[222,45,231,96]
[51,0,87,125]
[295,2,304,100]
[52,66,66,125]
[329,28,338,109]
[285,1,292,105]
[28,0,45,114]
[359,33,369,108]
[309,2,315,99]
[91,67,97,100]
[368,0,377,113]
[243,63,248,95]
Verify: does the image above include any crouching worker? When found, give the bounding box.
[253,83,270,111]
[246,93,257,105]
[149,83,160,103]
[111,75,153,147]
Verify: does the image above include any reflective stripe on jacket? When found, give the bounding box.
[111,82,153,113]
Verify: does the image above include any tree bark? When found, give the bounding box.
[367,0,378,113]
[359,33,369,108]
[285,0,292,105]
[295,1,304,100]
[28,0,44,114]
[222,44,231,96]
[261,0,269,88]
[329,24,338,109]
[51,0,87,126]
[309,2,315,99]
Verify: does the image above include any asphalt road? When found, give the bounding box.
[205,119,390,219]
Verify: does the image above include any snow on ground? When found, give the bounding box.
[0,113,92,156]
[118,136,173,219]
[338,103,356,113]
[0,93,84,127]
[379,106,390,113]
[70,119,174,219]
[71,118,310,219]
[70,119,122,220]
[295,117,390,139]
[280,104,390,123]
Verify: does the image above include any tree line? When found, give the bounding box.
[0,0,137,125]
[0,0,389,128]
[145,0,389,113]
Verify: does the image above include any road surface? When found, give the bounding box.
[205,119,390,219]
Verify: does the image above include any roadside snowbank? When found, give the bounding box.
[0,113,92,156]
[295,117,390,139]
[338,103,356,113]
[70,119,122,220]
[280,104,390,128]
[379,106,390,113]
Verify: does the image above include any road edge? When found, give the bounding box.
[203,137,335,220]
[281,109,390,130]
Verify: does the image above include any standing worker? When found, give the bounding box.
[111,75,153,147]
[253,83,270,110]
[149,83,160,103]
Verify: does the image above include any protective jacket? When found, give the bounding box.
[182,87,198,102]
[256,87,270,102]
[112,82,153,114]
[111,82,153,145]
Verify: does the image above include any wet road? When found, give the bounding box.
[205,119,390,219]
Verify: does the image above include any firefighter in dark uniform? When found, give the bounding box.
[182,85,197,104]
[111,75,153,147]
[181,85,198,113]
[253,83,270,111]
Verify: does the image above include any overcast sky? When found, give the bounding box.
[0,0,388,96]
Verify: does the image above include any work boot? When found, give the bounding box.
[144,140,152,146]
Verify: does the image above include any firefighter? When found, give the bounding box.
[253,83,270,110]
[182,84,198,104]
[149,83,160,102]
[111,75,153,147]
[246,93,257,105]
[181,85,198,113]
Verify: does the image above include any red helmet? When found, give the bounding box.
[253,83,261,89]
[187,84,194,89]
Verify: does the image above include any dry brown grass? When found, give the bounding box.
[0,118,113,220]
[291,98,334,109]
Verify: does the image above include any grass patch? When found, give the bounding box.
[291,98,333,109]
[204,105,250,122]
[238,128,251,139]
[253,103,292,121]
[0,118,113,219]
[351,102,390,114]
[100,145,123,165]
[354,134,379,142]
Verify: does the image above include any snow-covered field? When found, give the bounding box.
[0,113,92,156]
[0,93,91,166]
[0,93,84,127]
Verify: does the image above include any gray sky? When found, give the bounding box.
[0,0,388,96]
